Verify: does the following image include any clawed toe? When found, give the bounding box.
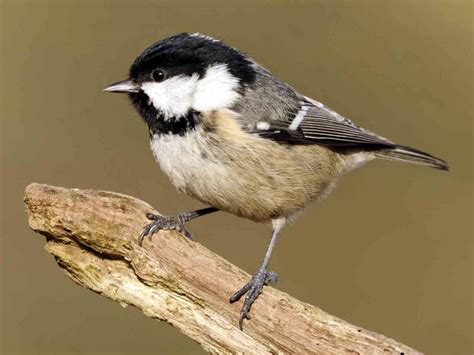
[138,214,192,246]
[137,207,218,247]
[146,212,160,221]
[138,221,158,246]
[229,269,278,330]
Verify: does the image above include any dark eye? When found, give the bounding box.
[151,68,167,82]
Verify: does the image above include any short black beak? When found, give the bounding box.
[104,79,139,93]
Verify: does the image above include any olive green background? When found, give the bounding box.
[1,0,472,354]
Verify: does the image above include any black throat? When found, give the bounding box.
[129,91,199,137]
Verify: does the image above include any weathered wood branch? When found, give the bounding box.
[24,183,420,354]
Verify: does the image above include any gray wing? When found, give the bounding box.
[249,96,396,150]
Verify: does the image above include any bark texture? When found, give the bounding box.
[24,183,421,354]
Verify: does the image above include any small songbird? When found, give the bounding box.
[104,32,448,329]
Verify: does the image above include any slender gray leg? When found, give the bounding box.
[229,218,286,329]
[139,207,219,246]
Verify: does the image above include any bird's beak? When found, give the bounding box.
[104,79,139,93]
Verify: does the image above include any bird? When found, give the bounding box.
[104,32,448,329]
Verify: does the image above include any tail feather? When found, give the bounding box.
[375,145,449,171]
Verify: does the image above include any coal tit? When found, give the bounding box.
[104,32,448,329]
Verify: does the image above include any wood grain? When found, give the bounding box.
[24,183,421,354]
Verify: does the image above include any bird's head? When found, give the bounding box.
[104,33,256,125]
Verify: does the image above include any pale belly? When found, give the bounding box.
[150,128,345,222]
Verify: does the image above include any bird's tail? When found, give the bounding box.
[375,145,449,171]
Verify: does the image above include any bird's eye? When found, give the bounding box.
[151,69,167,82]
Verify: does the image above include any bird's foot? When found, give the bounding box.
[229,268,278,329]
[138,212,193,246]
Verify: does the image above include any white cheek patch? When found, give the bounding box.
[193,64,241,112]
[141,74,199,119]
[141,64,240,119]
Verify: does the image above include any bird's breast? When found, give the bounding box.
[150,131,233,194]
[149,110,345,221]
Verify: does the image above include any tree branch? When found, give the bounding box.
[24,183,420,354]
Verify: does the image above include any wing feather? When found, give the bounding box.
[246,96,448,170]
[249,97,395,149]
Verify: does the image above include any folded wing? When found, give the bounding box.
[250,97,394,149]
[249,97,448,170]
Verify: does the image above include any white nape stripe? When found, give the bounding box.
[289,105,309,130]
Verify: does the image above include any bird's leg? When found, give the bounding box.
[229,218,285,329]
[139,206,218,246]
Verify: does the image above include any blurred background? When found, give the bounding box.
[0,0,472,354]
